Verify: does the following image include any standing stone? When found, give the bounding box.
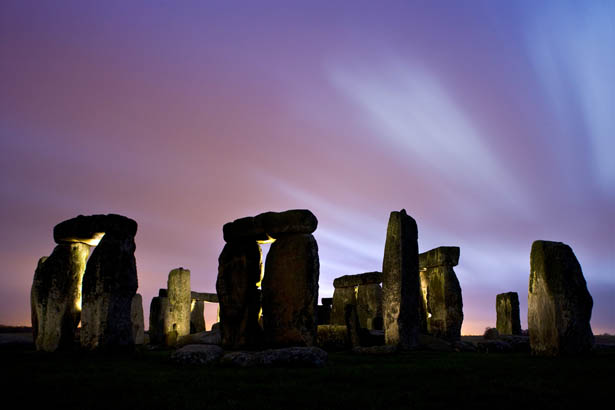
[131,293,145,344]
[356,284,383,330]
[331,287,357,326]
[30,243,90,351]
[419,247,463,341]
[165,268,191,346]
[262,234,320,347]
[216,241,262,349]
[149,296,168,345]
[80,232,138,350]
[382,209,420,349]
[190,299,206,333]
[528,240,594,356]
[496,292,521,336]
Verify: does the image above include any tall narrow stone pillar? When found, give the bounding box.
[496,292,521,336]
[382,209,420,349]
[131,293,145,344]
[164,267,191,345]
[190,299,206,333]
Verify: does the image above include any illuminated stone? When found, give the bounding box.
[262,233,319,347]
[330,286,356,326]
[191,291,219,303]
[496,292,521,336]
[356,283,383,330]
[80,231,138,350]
[177,326,221,347]
[190,299,206,333]
[333,271,382,288]
[216,241,262,348]
[164,267,191,346]
[419,247,463,342]
[382,209,420,349]
[131,293,145,344]
[528,240,594,356]
[30,243,89,352]
[316,325,349,350]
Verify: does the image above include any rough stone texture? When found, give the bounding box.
[255,209,318,239]
[148,296,167,345]
[496,292,521,336]
[345,304,361,347]
[216,241,262,349]
[382,209,420,349]
[190,299,206,333]
[191,292,219,303]
[54,214,137,245]
[164,267,191,346]
[419,246,460,270]
[330,286,356,326]
[528,240,594,356]
[316,304,331,325]
[171,344,224,365]
[31,243,90,352]
[177,327,222,347]
[262,234,319,347]
[356,283,383,330]
[220,347,327,367]
[131,293,145,344]
[419,265,463,341]
[223,216,269,243]
[80,232,138,350]
[333,271,383,288]
[316,325,349,351]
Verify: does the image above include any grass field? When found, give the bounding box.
[2,343,613,410]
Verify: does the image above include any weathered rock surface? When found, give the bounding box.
[131,293,145,344]
[419,265,463,341]
[419,246,460,270]
[223,216,269,243]
[177,326,222,347]
[382,209,420,349]
[148,296,167,345]
[356,283,383,330]
[191,292,219,303]
[165,267,191,346]
[220,346,327,367]
[262,234,319,347]
[316,325,349,351]
[333,271,383,288]
[80,232,138,350]
[171,344,224,365]
[31,243,90,351]
[528,240,594,356]
[190,299,206,333]
[255,209,318,238]
[54,214,137,245]
[216,241,262,349]
[496,292,521,336]
[330,286,356,326]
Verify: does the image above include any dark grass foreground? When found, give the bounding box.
[2,347,613,410]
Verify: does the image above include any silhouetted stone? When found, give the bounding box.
[148,296,167,345]
[80,232,138,350]
[158,288,167,297]
[316,325,349,351]
[255,209,318,238]
[164,268,191,346]
[331,287,356,326]
[345,304,361,347]
[216,241,262,349]
[321,297,333,307]
[419,262,463,342]
[223,216,268,243]
[528,240,594,356]
[356,283,383,330]
[53,214,137,245]
[191,291,219,303]
[333,271,382,288]
[262,234,319,347]
[382,209,420,349]
[496,292,521,336]
[190,299,206,333]
[316,304,331,325]
[30,243,90,351]
[171,344,224,365]
[419,246,460,270]
[131,293,144,344]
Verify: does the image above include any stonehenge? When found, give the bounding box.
[331,272,383,330]
[131,293,145,344]
[217,209,320,348]
[419,246,464,341]
[528,240,594,356]
[496,292,521,336]
[31,214,138,352]
[382,209,420,349]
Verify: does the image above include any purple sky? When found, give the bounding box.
[1,0,613,334]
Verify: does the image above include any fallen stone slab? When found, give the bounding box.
[417,334,453,352]
[220,346,328,368]
[476,340,513,353]
[333,271,383,288]
[177,327,222,347]
[171,344,224,365]
[351,345,398,355]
